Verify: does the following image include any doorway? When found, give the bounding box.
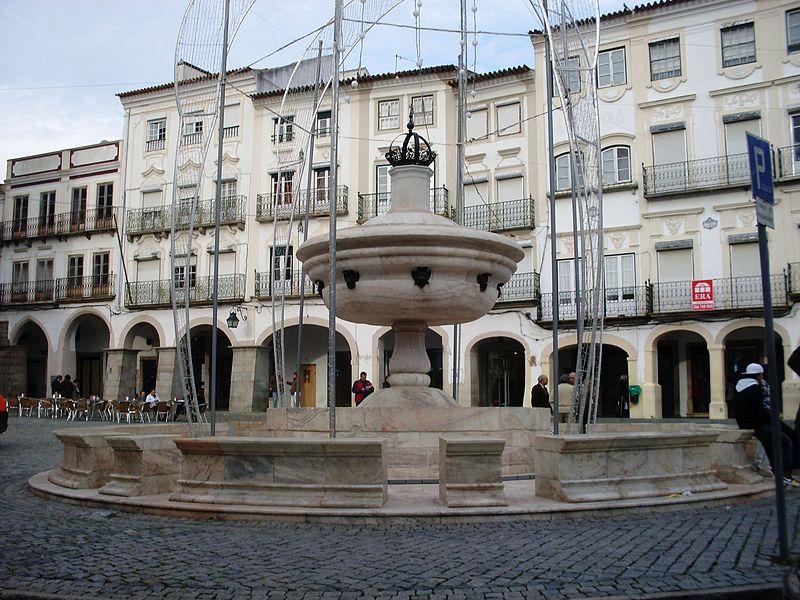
[78,354,103,398]
[300,363,316,408]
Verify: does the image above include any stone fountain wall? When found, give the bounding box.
[227,407,553,479]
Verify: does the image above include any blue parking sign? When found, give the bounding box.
[747,132,773,204]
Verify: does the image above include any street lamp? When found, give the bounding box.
[226,306,247,329]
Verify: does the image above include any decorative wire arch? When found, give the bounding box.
[529,0,604,430]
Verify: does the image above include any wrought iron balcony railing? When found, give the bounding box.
[651,275,788,313]
[126,196,247,236]
[124,273,245,308]
[463,197,535,232]
[642,153,750,197]
[777,145,800,180]
[1,208,117,243]
[537,286,651,321]
[253,270,316,299]
[357,187,450,222]
[0,275,117,305]
[255,186,348,221]
[494,271,540,305]
[789,263,800,298]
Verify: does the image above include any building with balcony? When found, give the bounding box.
[1,0,796,421]
[530,0,800,421]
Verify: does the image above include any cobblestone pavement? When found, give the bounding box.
[1,418,798,600]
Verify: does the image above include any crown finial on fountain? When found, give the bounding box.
[385,108,436,167]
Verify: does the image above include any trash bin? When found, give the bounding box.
[628,384,641,405]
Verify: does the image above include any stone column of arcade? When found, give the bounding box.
[297,117,523,408]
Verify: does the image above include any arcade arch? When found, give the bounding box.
[14,320,49,397]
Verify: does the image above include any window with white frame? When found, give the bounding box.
[598,48,626,88]
[601,146,632,186]
[219,179,237,200]
[182,118,203,145]
[12,261,29,287]
[792,113,800,171]
[70,187,87,228]
[223,103,240,138]
[272,116,294,143]
[556,258,585,312]
[555,152,585,191]
[496,101,521,136]
[316,110,331,137]
[563,56,581,93]
[721,23,756,67]
[12,195,28,233]
[35,259,53,295]
[271,245,293,292]
[93,252,110,287]
[412,94,434,126]
[789,9,800,53]
[39,191,56,228]
[604,254,635,301]
[218,180,238,218]
[466,107,488,141]
[271,171,294,204]
[374,164,392,214]
[68,255,84,288]
[649,38,681,80]
[314,167,330,203]
[174,260,197,289]
[97,183,113,221]
[378,99,400,130]
[147,118,167,151]
[724,118,760,156]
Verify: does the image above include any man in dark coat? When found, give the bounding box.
[732,363,796,485]
[531,374,551,410]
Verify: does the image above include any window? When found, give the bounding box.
[563,56,581,94]
[182,119,203,145]
[70,187,87,229]
[97,183,113,221]
[657,248,693,282]
[721,23,756,67]
[649,38,681,80]
[412,95,434,126]
[314,168,330,203]
[554,153,584,191]
[271,172,294,204]
[223,103,240,138]
[12,195,28,234]
[68,255,84,292]
[792,113,800,172]
[146,118,167,151]
[271,245,293,285]
[601,146,631,185]
[604,254,635,302]
[39,191,56,230]
[497,102,521,136]
[272,116,294,143]
[219,180,237,200]
[378,99,400,130]
[789,9,800,53]
[12,261,29,300]
[35,259,53,299]
[466,107,488,141]
[174,263,197,289]
[556,258,585,316]
[93,252,111,288]
[598,48,626,88]
[218,180,238,219]
[316,110,331,137]
[724,118,760,156]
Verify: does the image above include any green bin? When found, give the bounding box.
[628,384,641,404]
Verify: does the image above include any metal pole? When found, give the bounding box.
[296,41,324,407]
[544,5,560,434]
[328,0,343,438]
[453,0,467,402]
[209,0,231,437]
[758,222,788,560]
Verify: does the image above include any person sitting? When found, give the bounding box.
[145,389,160,418]
[732,363,798,487]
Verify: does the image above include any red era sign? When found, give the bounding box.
[691,279,714,310]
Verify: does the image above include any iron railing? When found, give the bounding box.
[124,274,245,308]
[463,197,535,232]
[776,145,800,179]
[2,275,118,305]
[0,279,57,304]
[1,207,117,243]
[357,187,450,222]
[495,271,540,304]
[537,285,651,321]
[642,153,750,197]
[255,186,348,221]
[253,270,316,299]
[789,263,800,298]
[126,196,247,236]
[651,274,788,313]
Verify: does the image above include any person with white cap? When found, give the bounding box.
[732,363,798,487]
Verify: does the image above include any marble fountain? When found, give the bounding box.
[29,123,770,521]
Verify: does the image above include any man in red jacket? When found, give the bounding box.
[352,372,374,406]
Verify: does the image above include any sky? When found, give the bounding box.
[0,0,628,170]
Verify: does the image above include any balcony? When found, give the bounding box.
[253,270,315,300]
[537,286,651,323]
[776,145,800,180]
[642,153,750,197]
[255,187,348,222]
[357,187,450,222]
[651,275,789,315]
[126,196,247,237]
[494,271,540,305]
[1,208,118,244]
[124,273,245,308]
[223,125,239,138]
[145,138,166,152]
[0,275,116,306]
[463,197,535,232]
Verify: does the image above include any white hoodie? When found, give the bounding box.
[735,377,759,393]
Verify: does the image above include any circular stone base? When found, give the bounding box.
[359,386,459,408]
